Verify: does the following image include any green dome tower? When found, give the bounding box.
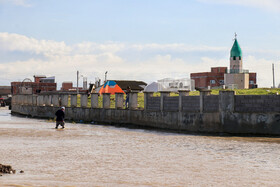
[230,34,243,73]
[230,39,242,58]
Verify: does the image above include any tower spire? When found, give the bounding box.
[230,33,243,73]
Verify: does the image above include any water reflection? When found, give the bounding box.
[1,108,280,186]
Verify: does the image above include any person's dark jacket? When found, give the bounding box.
[55,109,65,122]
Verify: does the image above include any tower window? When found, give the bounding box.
[239,56,242,60]
[233,56,236,60]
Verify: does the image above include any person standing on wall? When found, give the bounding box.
[55,106,65,129]
[125,86,131,109]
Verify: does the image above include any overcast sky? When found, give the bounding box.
[0,0,280,88]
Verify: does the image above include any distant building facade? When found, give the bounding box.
[61,82,73,91]
[11,75,57,95]
[0,86,11,98]
[59,81,87,94]
[191,67,227,89]
[157,78,195,91]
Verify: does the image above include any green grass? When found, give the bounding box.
[73,88,280,109]
[210,88,280,95]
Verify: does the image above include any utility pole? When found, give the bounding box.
[272,63,275,88]
[105,71,108,83]
[77,70,79,94]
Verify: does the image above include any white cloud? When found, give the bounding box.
[72,42,126,55]
[0,33,71,56]
[131,43,227,52]
[0,32,278,88]
[0,33,227,57]
[198,0,280,12]
[0,0,32,7]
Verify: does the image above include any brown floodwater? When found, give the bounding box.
[1,108,280,186]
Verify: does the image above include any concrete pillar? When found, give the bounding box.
[11,95,14,105]
[16,95,19,104]
[43,95,51,106]
[71,94,77,107]
[25,95,29,105]
[160,91,171,111]
[22,95,26,105]
[80,94,88,108]
[129,91,138,110]
[52,95,60,107]
[200,90,211,113]
[61,95,69,107]
[115,92,124,109]
[103,93,111,109]
[48,95,52,106]
[219,90,235,113]
[91,93,99,108]
[14,95,18,105]
[144,92,153,111]
[32,95,37,106]
[17,95,21,105]
[18,95,23,105]
[20,95,24,104]
[17,95,20,104]
[27,95,33,105]
[17,95,21,104]
[20,95,23,104]
[18,95,22,105]
[37,95,44,106]
[178,90,190,112]
[23,95,28,105]
[12,95,16,105]
[19,95,22,104]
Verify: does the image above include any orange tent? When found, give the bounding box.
[99,81,125,95]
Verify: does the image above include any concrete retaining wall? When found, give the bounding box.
[235,95,280,112]
[146,97,160,111]
[163,97,179,111]
[182,96,200,112]
[204,95,219,112]
[11,91,280,135]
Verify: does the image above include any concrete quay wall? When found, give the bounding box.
[11,91,280,135]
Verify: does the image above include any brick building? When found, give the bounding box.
[61,82,73,91]
[60,81,85,93]
[11,75,56,95]
[191,67,227,89]
[0,86,11,97]
[249,73,257,88]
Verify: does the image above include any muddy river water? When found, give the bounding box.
[1,108,280,186]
